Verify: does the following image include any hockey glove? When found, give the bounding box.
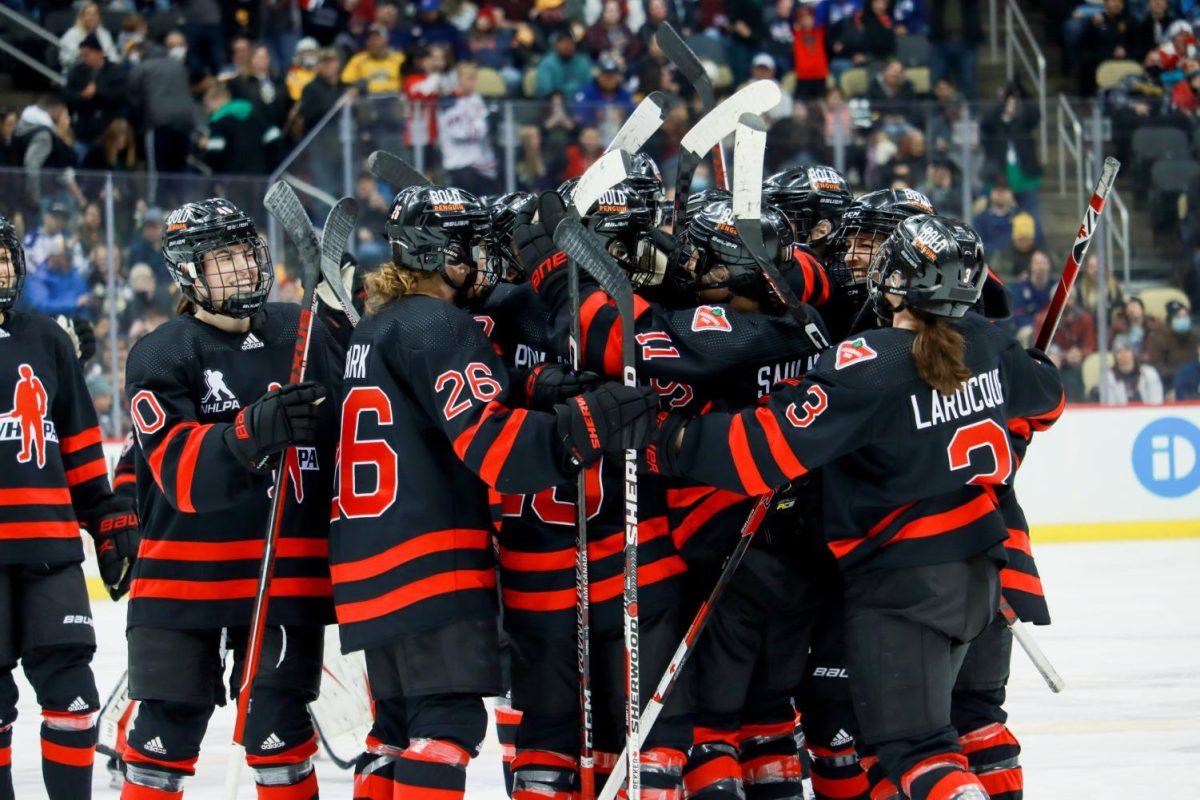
[88,500,140,600]
[520,363,604,410]
[555,382,659,468]
[514,191,571,306]
[646,411,689,477]
[223,381,326,473]
[56,315,97,365]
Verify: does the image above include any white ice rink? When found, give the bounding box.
[11,538,1200,798]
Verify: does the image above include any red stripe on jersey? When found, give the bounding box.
[129,576,332,601]
[452,402,503,460]
[1004,527,1032,556]
[826,501,916,560]
[633,295,652,319]
[1001,568,1044,596]
[798,257,815,304]
[335,568,496,624]
[728,415,771,496]
[331,528,490,584]
[0,521,80,540]
[502,554,686,611]
[65,458,108,486]
[40,739,96,767]
[59,426,102,455]
[478,408,528,487]
[146,422,197,493]
[174,424,212,513]
[113,473,135,489]
[0,487,72,505]
[671,490,748,550]
[0,746,8,768]
[753,406,805,478]
[886,493,995,548]
[1028,392,1066,431]
[139,536,328,562]
[667,486,715,509]
[499,516,671,572]
[578,292,607,370]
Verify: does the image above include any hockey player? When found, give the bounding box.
[0,214,139,800]
[649,215,1065,800]
[121,199,342,800]
[328,184,658,800]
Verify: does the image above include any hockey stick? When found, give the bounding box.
[1035,156,1120,351]
[999,598,1065,693]
[366,150,432,189]
[231,186,356,776]
[654,22,727,189]
[553,215,642,800]
[671,80,782,227]
[604,91,674,156]
[319,198,361,327]
[595,495,774,800]
[733,113,828,351]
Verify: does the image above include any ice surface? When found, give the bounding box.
[11,539,1200,798]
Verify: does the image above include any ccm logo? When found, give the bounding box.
[99,514,137,532]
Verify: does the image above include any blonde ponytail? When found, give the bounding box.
[365,262,425,313]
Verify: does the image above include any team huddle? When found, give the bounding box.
[0,133,1066,800]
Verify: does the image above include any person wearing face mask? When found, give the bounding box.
[1143,300,1199,390]
[127,31,197,174]
[285,37,322,103]
[1101,334,1164,404]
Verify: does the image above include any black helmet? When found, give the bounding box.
[561,178,666,288]
[683,188,732,227]
[763,165,852,241]
[626,152,667,227]
[483,190,536,283]
[827,188,934,300]
[0,216,26,312]
[868,214,986,319]
[385,184,489,300]
[162,199,272,318]
[681,195,795,311]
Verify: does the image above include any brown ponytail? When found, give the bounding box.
[364,261,425,314]
[911,311,971,395]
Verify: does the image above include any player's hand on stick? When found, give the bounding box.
[556,382,659,468]
[515,192,570,301]
[522,363,604,410]
[224,381,326,472]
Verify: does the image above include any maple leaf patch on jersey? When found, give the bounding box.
[691,305,732,333]
[835,338,877,370]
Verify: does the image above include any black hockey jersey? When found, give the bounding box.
[0,310,119,566]
[123,304,343,630]
[997,423,1055,624]
[329,294,578,652]
[664,312,1065,574]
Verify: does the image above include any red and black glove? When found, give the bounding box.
[518,363,604,410]
[646,411,690,477]
[88,499,140,600]
[555,382,660,469]
[514,191,571,306]
[223,381,326,473]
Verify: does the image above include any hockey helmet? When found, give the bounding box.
[0,215,27,312]
[483,190,536,283]
[827,188,935,300]
[385,184,490,297]
[681,195,796,310]
[162,199,272,318]
[763,165,852,241]
[626,152,667,227]
[868,214,986,319]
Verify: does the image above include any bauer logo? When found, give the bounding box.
[1131,417,1200,498]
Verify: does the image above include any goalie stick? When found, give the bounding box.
[231,186,357,779]
[366,150,432,189]
[604,91,674,156]
[553,214,642,800]
[654,22,727,189]
[671,80,782,228]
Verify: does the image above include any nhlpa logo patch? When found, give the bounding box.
[835,338,877,370]
[691,305,732,333]
[0,364,57,468]
[200,369,239,414]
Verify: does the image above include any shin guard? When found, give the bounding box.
[684,730,742,800]
[41,706,98,800]
[738,722,802,800]
[901,754,987,800]
[959,723,1021,800]
[511,750,577,800]
[394,738,471,800]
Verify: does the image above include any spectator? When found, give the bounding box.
[127,32,196,174]
[443,0,479,32]
[583,0,645,67]
[1076,253,1125,313]
[219,35,254,81]
[298,49,345,135]
[531,0,574,47]
[230,45,291,137]
[539,90,577,179]
[817,0,863,28]
[262,0,303,72]
[563,125,603,180]
[399,0,468,60]
[828,8,873,74]
[1079,0,1134,95]
[1172,66,1200,114]
[1046,343,1087,401]
[1035,296,1097,360]
[301,0,350,46]
[1174,339,1200,399]
[465,8,519,92]
[974,181,1019,257]
[59,2,119,71]
[920,159,959,212]
[24,236,91,318]
[1144,20,1196,76]
[929,0,984,99]
[77,202,103,254]
[792,4,830,100]
[120,263,173,331]
[1144,300,1200,388]
[178,0,225,78]
[65,34,128,148]
[765,0,797,70]
[636,0,674,54]
[81,118,137,172]
[768,102,829,172]
[1110,296,1160,355]
[1011,249,1054,331]
[125,207,168,284]
[1102,334,1164,403]
[748,53,794,123]
[1132,0,1176,63]
[285,36,322,103]
[868,57,918,109]
[23,202,82,276]
[727,0,771,86]
[0,108,18,166]
[354,173,391,233]
[893,0,929,35]
[12,96,77,204]
[516,125,552,190]
[86,372,118,435]
[439,62,500,196]
[991,211,1038,278]
[861,0,898,57]
[342,23,405,95]
[403,44,456,149]
[981,81,1043,219]
[574,55,635,130]
[198,82,276,175]
[536,31,595,99]
[117,13,148,63]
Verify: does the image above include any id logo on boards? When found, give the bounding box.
[1131,417,1200,498]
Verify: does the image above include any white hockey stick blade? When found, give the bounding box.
[679,80,781,158]
[319,197,361,325]
[367,150,431,189]
[732,114,766,223]
[264,181,322,293]
[605,92,673,155]
[572,149,633,217]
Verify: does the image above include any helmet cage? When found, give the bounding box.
[163,207,273,319]
[0,221,27,312]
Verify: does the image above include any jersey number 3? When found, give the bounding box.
[947,419,1013,486]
